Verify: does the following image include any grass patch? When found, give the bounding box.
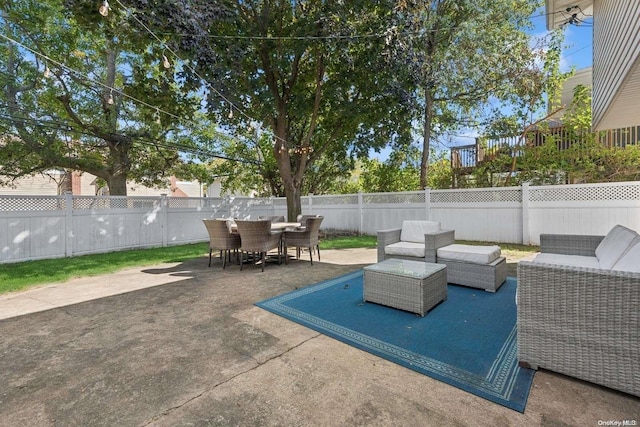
[0,235,374,295]
[319,234,377,249]
[0,235,538,295]
[0,243,208,295]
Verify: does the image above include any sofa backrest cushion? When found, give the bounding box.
[400,220,440,243]
[612,239,640,273]
[595,225,639,269]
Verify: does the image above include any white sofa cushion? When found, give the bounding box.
[532,253,601,269]
[399,221,440,243]
[437,244,501,265]
[385,241,426,258]
[612,241,640,273]
[595,225,639,269]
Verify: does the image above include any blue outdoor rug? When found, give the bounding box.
[256,270,534,412]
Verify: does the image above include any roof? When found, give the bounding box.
[545,0,593,30]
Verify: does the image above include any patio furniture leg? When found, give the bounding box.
[209,249,212,267]
[261,251,266,272]
[317,244,320,262]
[222,249,228,269]
[240,251,244,271]
[308,246,313,265]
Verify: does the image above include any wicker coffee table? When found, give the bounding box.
[363,259,447,316]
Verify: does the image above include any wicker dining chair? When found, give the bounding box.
[202,219,241,269]
[235,219,282,272]
[284,216,324,265]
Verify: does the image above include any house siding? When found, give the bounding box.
[593,0,640,130]
[550,67,592,118]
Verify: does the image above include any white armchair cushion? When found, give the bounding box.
[385,241,426,258]
[595,225,639,269]
[399,221,440,243]
[612,242,640,273]
[532,253,601,269]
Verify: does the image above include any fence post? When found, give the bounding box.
[521,183,530,245]
[424,187,431,220]
[160,194,168,247]
[64,192,74,258]
[358,191,363,235]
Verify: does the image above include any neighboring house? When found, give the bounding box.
[549,66,593,119]
[0,171,95,196]
[0,171,205,197]
[546,0,640,130]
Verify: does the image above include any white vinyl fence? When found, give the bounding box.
[2,181,639,264]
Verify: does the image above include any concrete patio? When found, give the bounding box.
[0,248,637,426]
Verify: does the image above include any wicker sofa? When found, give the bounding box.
[517,225,640,397]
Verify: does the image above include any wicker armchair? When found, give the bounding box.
[202,219,241,269]
[284,216,324,265]
[295,214,320,229]
[235,220,282,272]
[377,221,454,263]
[517,231,640,397]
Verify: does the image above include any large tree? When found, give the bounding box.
[0,0,202,194]
[127,0,411,219]
[386,0,548,189]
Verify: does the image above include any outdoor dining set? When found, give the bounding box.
[202,215,324,272]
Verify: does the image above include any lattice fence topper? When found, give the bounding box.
[363,192,425,204]
[312,194,359,205]
[529,183,640,202]
[0,196,66,211]
[167,197,224,209]
[430,189,522,203]
[73,196,161,210]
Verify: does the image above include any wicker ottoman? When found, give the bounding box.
[436,244,507,292]
[363,259,447,316]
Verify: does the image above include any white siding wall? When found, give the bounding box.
[551,67,592,118]
[593,0,640,130]
[0,173,64,196]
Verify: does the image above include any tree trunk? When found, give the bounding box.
[420,89,434,189]
[107,173,128,196]
[284,184,301,222]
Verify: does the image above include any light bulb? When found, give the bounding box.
[154,109,161,124]
[107,91,114,105]
[228,108,233,119]
[99,0,109,17]
[162,55,170,69]
[43,66,51,78]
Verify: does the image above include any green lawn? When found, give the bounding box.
[0,236,377,295]
[0,235,536,295]
[0,243,209,295]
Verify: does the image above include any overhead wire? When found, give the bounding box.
[0,109,257,163]
[0,31,251,156]
[113,0,281,147]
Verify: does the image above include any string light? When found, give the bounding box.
[0,32,242,146]
[43,65,51,78]
[99,0,110,17]
[107,89,114,105]
[228,104,233,119]
[162,54,171,69]
[154,108,161,124]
